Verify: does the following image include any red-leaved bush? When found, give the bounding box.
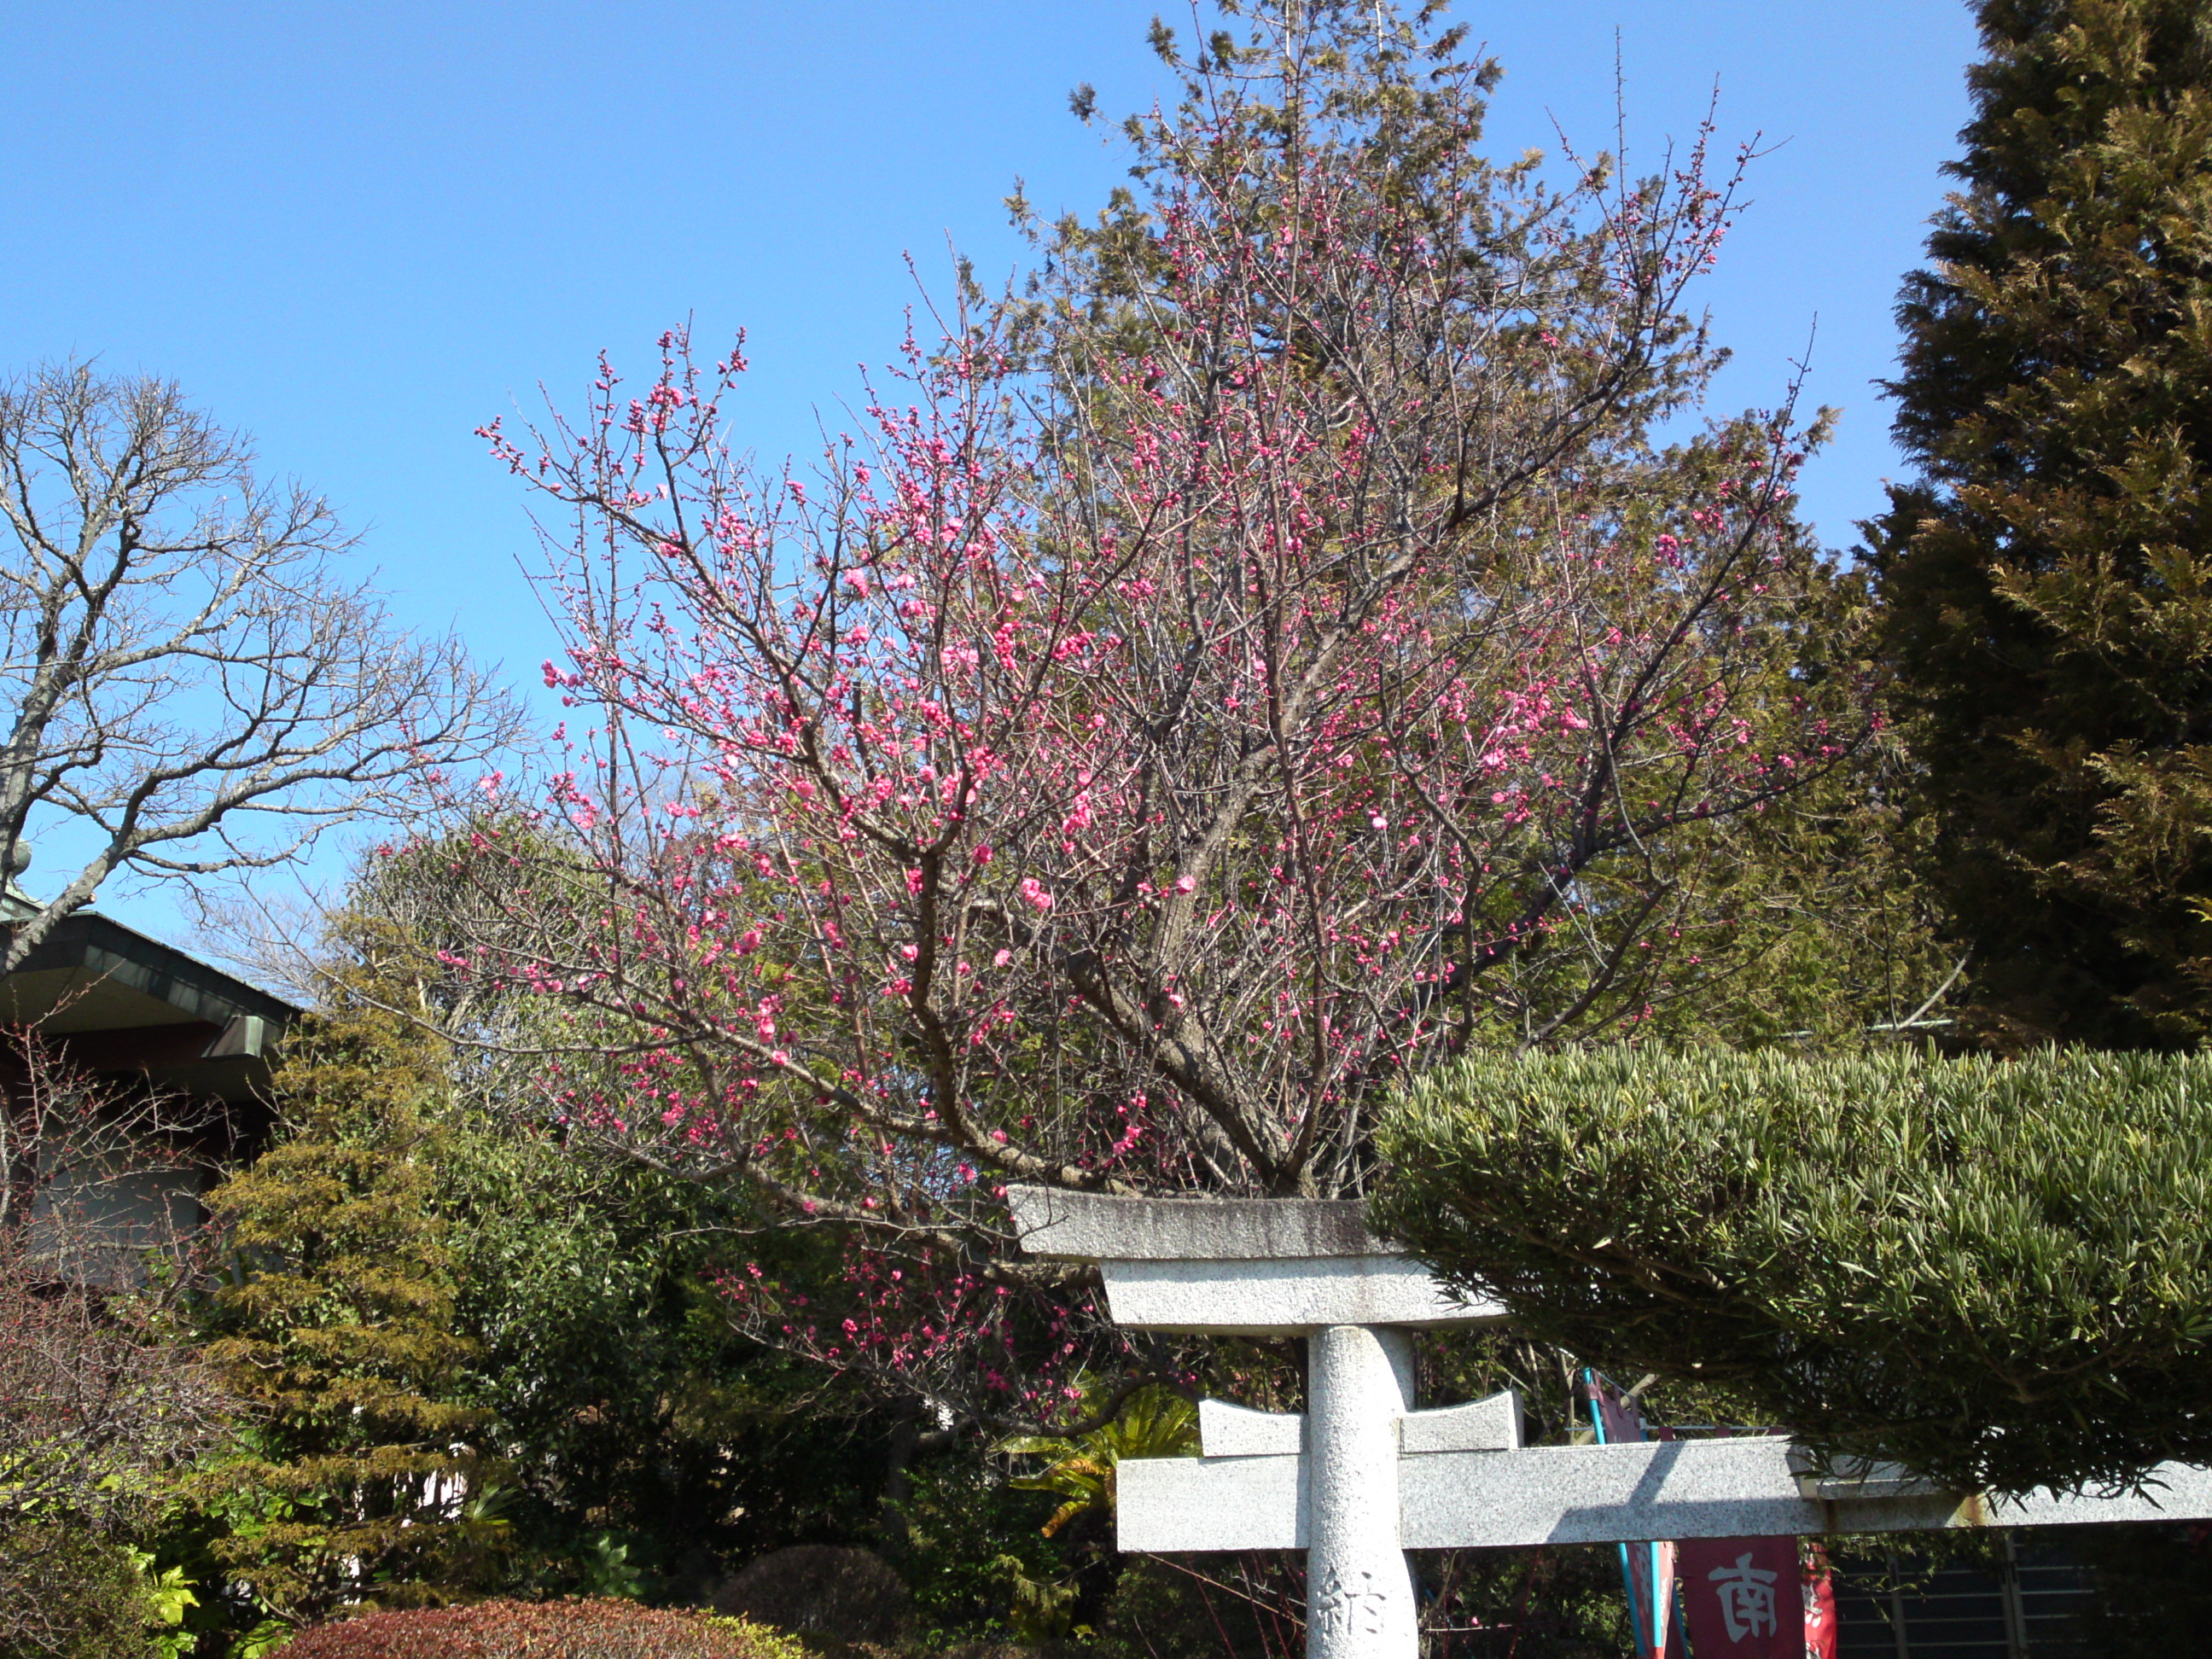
[275,1598,802,1659]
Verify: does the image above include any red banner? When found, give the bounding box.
[1584,1375,1836,1658]
[1800,1544,1837,1659]
[1678,1537,1800,1658]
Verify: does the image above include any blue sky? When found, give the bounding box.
[1,1,1978,944]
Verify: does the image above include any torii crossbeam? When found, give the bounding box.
[1008,1186,2212,1659]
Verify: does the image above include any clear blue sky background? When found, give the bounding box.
[0,0,1979,946]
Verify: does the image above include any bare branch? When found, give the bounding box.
[0,360,526,970]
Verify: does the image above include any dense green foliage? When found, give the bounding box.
[172,971,898,1643]
[1869,0,2212,1047]
[1649,726,1955,1050]
[195,993,486,1627]
[1373,1045,2212,1495]
[437,1121,894,1596]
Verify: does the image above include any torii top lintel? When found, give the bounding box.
[1005,1186,1504,1335]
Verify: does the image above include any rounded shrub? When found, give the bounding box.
[1374,1045,2212,1495]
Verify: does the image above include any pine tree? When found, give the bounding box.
[198,982,488,1627]
[1869,0,2212,1046]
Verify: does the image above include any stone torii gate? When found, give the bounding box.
[1007,1186,2212,1659]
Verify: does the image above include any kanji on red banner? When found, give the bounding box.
[1678,1537,1801,1658]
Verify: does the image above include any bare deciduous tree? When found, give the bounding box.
[0,360,521,969]
[0,1034,231,1658]
[0,1230,228,1524]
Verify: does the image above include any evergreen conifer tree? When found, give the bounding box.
[1870,0,2212,1045]
[198,982,488,1627]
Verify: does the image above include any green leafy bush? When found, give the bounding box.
[1373,1046,2212,1495]
[0,1523,159,1659]
[273,1598,806,1659]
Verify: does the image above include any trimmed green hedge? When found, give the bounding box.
[1372,1046,2212,1495]
[275,1599,806,1659]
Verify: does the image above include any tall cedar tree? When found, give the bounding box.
[199,989,486,1627]
[1870,0,2212,1046]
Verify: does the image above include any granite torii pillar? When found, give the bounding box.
[1010,1186,1511,1659]
[1007,1186,2212,1659]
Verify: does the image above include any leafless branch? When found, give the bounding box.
[0,360,525,970]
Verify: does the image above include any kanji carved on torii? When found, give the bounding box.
[1006,1187,2212,1659]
